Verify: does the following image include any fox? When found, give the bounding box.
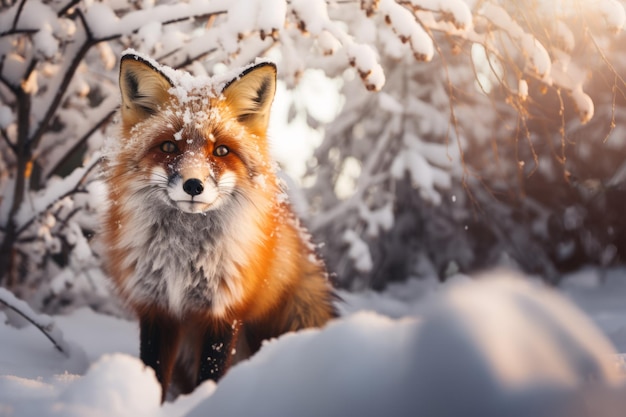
[101,52,336,400]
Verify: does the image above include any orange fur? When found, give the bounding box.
[101,54,336,400]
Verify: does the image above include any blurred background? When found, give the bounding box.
[1,0,626,314]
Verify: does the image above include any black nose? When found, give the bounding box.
[183,178,204,196]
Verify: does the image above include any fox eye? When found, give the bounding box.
[214,145,229,157]
[160,141,178,153]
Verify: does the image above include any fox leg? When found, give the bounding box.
[139,313,181,401]
[197,321,239,384]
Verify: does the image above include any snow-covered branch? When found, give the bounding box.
[0,287,71,356]
[15,153,101,231]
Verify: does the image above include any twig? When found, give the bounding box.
[57,0,81,17]
[0,287,69,356]
[11,0,27,31]
[45,107,115,179]
[0,28,38,38]
[17,156,101,235]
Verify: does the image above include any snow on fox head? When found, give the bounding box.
[110,52,277,214]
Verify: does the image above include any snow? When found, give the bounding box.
[480,3,551,80]
[391,145,450,204]
[59,355,161,417]
[84,1,230,40]
[571,86,594,125]
[0,105,12,128]
[315,30,341,55]
[345,43,386,91]
[409,0,472,30]
[291,0,329,35]
[15,154,101,229]
[518,78,528,101]
[4,0,626,415]
[343,229,374,272]
[378,91,404,114]
[257,0,287,37]
[360,203,394,237]
[0,289,77,361]
[380,0,434,61]
[554,20,575,52]
[2,269,626,416]
[136,21,163,53]
[222,0,258,43]
[32,25,58,59]
[598,0,626,32]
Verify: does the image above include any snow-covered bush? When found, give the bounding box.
[0,0,624,310]
[304,0,626,288]
[447,4,626,283]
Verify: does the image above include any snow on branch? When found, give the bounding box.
[406,0,473,30]
[470,1,626,124]
[15,153,101,230]
[291,0,386,91]
[0,287,71,356]
[82,0,229,40]
[479,3,551,81]
[598,0,626,32]
[380,0,434,61]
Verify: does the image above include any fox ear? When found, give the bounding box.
[221,63,277,134]
[119,54,173,126]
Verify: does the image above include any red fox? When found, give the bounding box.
[102,52,336,400]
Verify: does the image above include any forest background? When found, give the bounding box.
[0,0,625,315]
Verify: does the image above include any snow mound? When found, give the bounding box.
[59,354,161,417]
[188,271,625,417]
[2,270,626,416]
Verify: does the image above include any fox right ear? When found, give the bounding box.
[119,54,173,126]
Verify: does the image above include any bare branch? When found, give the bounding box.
[44,104,116,179]
[11,0,27,30]
[0,287,69,356]
[0,28,38,38]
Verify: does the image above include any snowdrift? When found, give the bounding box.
[1,271,626,417]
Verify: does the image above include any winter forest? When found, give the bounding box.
[2,0,626,415]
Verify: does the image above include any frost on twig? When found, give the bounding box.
[0,287,71,356]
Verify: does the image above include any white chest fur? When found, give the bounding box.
[116,192,258,318]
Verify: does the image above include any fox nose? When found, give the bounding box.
[183,178,204,196]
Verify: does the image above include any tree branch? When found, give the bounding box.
[45,106,116,179]
[0,287,69,356]
[28,10,95,151]
[17,156,101,235]
[0,28,38,38]
[57,0,81,17]
[11,0,27,30]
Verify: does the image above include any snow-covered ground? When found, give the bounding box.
[1,268,626,417]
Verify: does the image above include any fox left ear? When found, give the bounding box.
[221,63,277,134]
[119,54,173,127]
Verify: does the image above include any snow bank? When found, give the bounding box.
[188,312,420,417]
[59,355,161,417]
[188,271,624,417]
[2,270,626,416]
[0,290,88,379]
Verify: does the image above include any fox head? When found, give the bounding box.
[114,53,277,214]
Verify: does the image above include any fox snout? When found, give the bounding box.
[183,178,204,196]
[167,174,217,214]
[159,164,236,214]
